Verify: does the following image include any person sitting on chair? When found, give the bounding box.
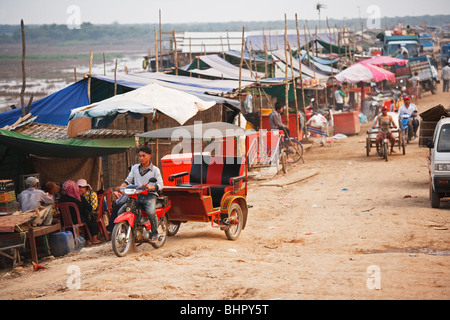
[18,177,54,226]
[372,106,398,154]
[60,180,101,245]
[77,179,99,214]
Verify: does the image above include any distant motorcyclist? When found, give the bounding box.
[398,96,419,140]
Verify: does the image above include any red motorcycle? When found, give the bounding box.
[112,178,171,257]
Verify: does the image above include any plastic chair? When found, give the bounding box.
[97,194,110,241]
[100,188,113,219]
[55,202,93,245]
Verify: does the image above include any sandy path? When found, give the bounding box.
[0,90,449,301]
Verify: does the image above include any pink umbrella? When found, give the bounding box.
[335,63,395,83]
[357,55,408,67]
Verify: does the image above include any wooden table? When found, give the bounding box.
[0,222,61,264]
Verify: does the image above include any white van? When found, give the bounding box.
[428,117,450,208]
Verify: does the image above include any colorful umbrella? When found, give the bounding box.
[334,63,395,83]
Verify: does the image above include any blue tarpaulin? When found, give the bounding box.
[0,80,89,128]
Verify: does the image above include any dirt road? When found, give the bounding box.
[0,90,449,301]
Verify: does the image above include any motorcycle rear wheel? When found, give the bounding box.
[112,221,134,257]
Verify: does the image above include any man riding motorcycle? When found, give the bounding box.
[397,96,419,141]
[372,106,398,154]
[116,146,164,242]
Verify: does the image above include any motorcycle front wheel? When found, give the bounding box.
[151,216,168,249]
[112,221,134,257]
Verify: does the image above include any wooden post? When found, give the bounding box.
[20,19,26,116]
[87,51,93,103]
[239,26,245,127]
[159,9,163,71]
[189,37,192,63]
[173,30,178,76]
[25,95,34,115]
[327,17,335,110]
[221,36,225,59]
[114,59,118,96]
[103,53,106,76]
[288,42,299,139]
[296,14,307,121]
[284,14,289,128]
[305,21,318,109]
[74,67,77,82]
[239,26,245,96]
[154,26,159,72]
[263,27,268,77]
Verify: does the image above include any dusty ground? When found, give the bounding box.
[0,89,449,302]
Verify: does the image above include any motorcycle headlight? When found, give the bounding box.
[124,188,137,195]
[436,164,450,171]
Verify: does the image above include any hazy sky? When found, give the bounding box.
[0,0,449,25]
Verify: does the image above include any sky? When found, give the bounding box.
[0,0,449,25]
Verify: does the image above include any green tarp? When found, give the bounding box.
[0,129,139,158]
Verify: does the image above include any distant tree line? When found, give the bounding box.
[0,14,448,45]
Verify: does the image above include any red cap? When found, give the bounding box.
[404,96,411,100]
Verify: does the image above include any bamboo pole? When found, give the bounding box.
[154,26,159,72]
[305,21,319,108]
[159,9,163,71]
[263,27,268,77]
[238,26,245,95]
[220,36,225,59]
[288,42,299,139]
[25,95,33,115]
[20,19,26,116]
[295,14,306,121]
[173,30,178,76]
[114,59,118,96]
[284,14,289,128]
[189,37,192,64]
[327,17,335,110]
[88,51,93,103]
[239,26,245,127]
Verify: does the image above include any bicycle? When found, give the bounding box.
[264,130,304,174]
[278,131,304,174]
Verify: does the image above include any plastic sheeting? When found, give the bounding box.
[0,80,89,128]
[70,83,217,126]
[91,73,243,111]
[271,49,329,80]
[185,54,265,81]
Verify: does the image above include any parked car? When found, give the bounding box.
[427,117,450,208]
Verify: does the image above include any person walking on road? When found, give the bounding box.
[442,63,450,93]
